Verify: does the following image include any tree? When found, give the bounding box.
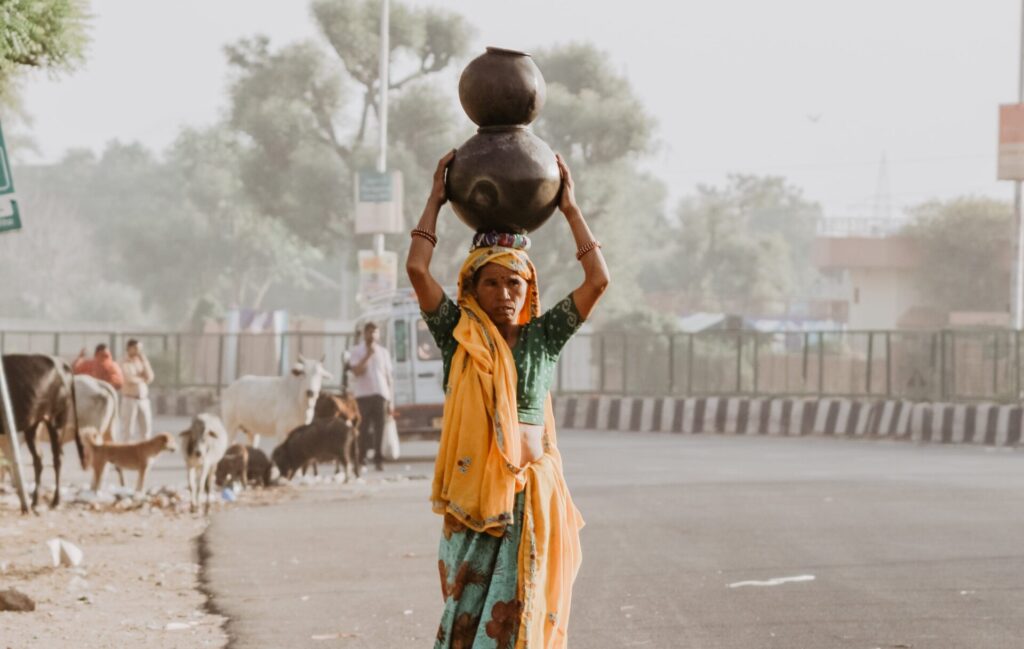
[0,0,89,108]
[648,175,822,316]
[310,0,473,147]
[903,197,1012,314]
[521,43,665,323]
[223,1,472,252]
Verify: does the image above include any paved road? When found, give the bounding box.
[202,431,1024,649]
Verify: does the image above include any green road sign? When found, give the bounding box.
[0,121,13,196]
[0,200,21,233]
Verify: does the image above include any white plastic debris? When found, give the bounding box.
[164,622,191,631]
[727,574,815,589]
[46,538,84,568]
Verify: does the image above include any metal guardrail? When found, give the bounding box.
[556,329,1023,403]
[1,328,1021,403]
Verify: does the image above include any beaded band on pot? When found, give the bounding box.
[471,231,531,251]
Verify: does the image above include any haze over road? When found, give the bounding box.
[201,430,1024,649]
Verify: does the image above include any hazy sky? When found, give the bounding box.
[16,0,1024,218]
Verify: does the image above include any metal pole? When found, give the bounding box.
[885,331,892,398]
[667,334,676,395]
[216,334,224,397]
[373,0,390,256]
[735,333,742,394]
[865,332,874,395]
[686,333,694,395]
[1013,0,1024,328]
[0,358,31,513]
[752,334,760,396]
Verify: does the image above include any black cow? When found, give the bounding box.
[2,354,82,508]
[272,418,359,482]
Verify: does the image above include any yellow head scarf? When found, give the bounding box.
[431,245,584,649]
[431,246,538,534]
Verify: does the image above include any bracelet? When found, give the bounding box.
[411,228,438,246]
[575,240,601,260]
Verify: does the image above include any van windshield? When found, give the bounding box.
[416,318,442,361]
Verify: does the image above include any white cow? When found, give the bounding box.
[72,375,120,443]
[220,356,332,449]
[34,374,119,448]
[180,413,228,514]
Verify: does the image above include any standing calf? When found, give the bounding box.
[180,414,228,514]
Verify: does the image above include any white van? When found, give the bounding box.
[352,289,449,438]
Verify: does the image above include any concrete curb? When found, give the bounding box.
[552,396,1024,447]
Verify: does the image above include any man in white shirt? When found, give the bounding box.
[347,322,394,471]
[120,339,154,441]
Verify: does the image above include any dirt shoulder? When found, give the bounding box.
[0,491,231,649]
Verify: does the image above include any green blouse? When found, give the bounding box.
[422,293,584,425]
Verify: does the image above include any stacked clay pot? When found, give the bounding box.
[446,47,561,234]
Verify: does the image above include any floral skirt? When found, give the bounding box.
[435,491,525,649]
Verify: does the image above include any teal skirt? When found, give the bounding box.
[434,491,525,649]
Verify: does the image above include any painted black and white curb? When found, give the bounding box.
[551,396,1024,447]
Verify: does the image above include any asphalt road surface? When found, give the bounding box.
[199,430,1024,649]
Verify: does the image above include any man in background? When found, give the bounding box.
[73,343,124,391]
[120,339,154,441]
[347,322,393,471]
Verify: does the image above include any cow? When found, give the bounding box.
[311,391,362,476]
[215,444,273,488]
[180,413,229,514]
[71,374,119,443]
[2,354,82,509]
[220,356,332,449]
[272,418,359,483]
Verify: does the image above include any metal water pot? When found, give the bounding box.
[447,47,561,234]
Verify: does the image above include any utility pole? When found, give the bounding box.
[374,0,389,256]
[1014,0,1024,328]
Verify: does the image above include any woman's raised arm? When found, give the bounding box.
[557,154,610,320]
[406,150,455,312]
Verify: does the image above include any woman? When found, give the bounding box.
[407,150,610,649]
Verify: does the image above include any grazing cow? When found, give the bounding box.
[2,354,81,509]
[180,413,229,514]
[215,444,273,488]
[312,391,362,475]
[220,356,332,449]
[71,375,119,443]
[271,418,359,482]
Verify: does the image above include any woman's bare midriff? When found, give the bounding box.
[519,422,545,466]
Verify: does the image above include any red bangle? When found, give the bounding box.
[576,240,601,260]
[411,228,438,246]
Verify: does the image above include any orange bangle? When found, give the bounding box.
[576,240,601,260]
[411,228,437,246]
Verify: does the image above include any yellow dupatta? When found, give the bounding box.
[430,246,584,648]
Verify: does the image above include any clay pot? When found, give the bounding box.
[446,126,560,234]
[458,47,546,128]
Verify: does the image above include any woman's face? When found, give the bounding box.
[473,263,528,326]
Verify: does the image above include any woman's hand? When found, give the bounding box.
[556,153,579,216]
[429,149,456,207]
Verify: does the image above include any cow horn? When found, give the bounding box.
[298,354,307,363]
[319,353,326,363]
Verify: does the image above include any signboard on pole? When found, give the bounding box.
[999,104,1024,180]
[357,250,398,302]
[0,121,19,233]
[354,170,403,234]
